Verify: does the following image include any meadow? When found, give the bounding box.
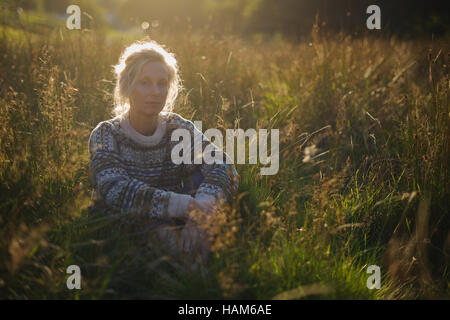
[0,10,448,299]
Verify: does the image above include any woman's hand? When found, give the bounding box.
[179,219,210,264]
[180,197,220,265]
[155,221,209,265]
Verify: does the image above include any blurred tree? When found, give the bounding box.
[221,0,449,38]
[9,0,446,37]
[1,0,44,11]
[42,0,107,29]
[116,0,209,30]
[43,0,70,13]
[204,0,249,34]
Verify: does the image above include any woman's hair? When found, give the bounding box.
[112,39,182,117]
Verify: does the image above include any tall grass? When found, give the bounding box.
[0,10,448,299]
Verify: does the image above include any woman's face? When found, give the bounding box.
[129,61,169,117]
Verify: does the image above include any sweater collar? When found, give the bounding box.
[118,110,167,147]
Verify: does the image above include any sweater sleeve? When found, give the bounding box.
[172,114,240,204]
[88,121,192,219]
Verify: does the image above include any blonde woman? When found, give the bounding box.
[88,40,239,268]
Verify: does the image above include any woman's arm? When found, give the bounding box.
[89,121,192,219]
[172,115,240,205]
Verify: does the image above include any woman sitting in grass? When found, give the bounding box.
[88,40,239,269]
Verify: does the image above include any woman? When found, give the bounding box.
[88,40,239,268]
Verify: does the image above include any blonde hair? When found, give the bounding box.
[112,39,182,117]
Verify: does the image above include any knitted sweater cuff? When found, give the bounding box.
[195,190,226,203]
[168,192,192,218]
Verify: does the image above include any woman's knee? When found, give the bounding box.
[154,223,182,255]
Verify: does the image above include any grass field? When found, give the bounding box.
[0,10,448,299]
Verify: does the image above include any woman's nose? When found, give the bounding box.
[148,84,160,95]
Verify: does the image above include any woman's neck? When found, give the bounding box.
[128,109,159,136]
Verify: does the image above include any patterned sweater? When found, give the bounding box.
[88,110,239,221]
